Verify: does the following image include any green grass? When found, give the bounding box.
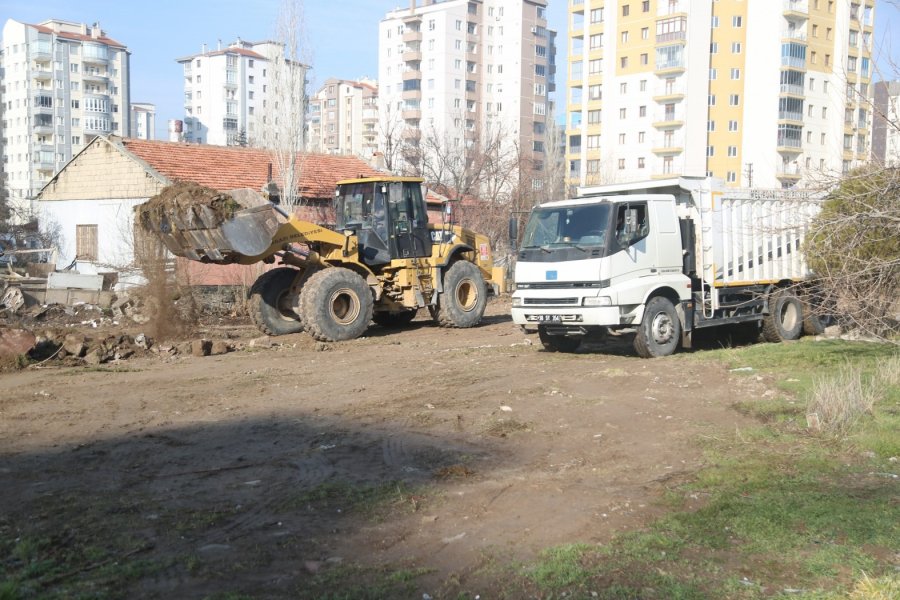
[516,339,900,599]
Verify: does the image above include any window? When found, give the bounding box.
[707,146,715,157]
[620,82,627,94]
[729,94,740,106]
[732,15,743,27]
[711,42,719,53]
[641,27,649,39]
[587,135,601,148]
[589,84,602,99]
[589,34,603,49]
[76,224,98,261]
[638,157,645,168]
[589,59,602,75]
[618,158,626,169]
[710,68,718,80]
[727,146,738,157]
[730,68,740,79]
[709,94,716,106]
[638,131,645,143]
[727,171,737,183]
[640,53,648,65]
[712,16,719,27]
[619,108,627,119]
[812,24,818,37]
[640,79,647,91]
[621,31,629,43]
[642,0,649,11]
[588,109,601,124]
[708,120,716,132]
[590,8,604,22]
[822,107,827,118]
[728,120,738,132]
[620,56,629,68]
[619,133,626,144]
[623,4,630,16]
[731,42,742,53]
[639,105,647,117]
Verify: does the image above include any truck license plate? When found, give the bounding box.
[528,314,563,322]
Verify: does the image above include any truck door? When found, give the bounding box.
[608,202,656,303]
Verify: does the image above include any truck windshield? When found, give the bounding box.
[522,204,611,249]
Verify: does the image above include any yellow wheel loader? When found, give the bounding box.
[138,177,502,341]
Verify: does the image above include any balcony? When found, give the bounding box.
[782,30,807,42]
[776,163,802,179]
[778,110,804,123]
[656,31,686,44]
[402,69,421,81]
[655,60,686,75]
[781,56,806,70]
[658,0,687,16]
[779,83,805,96]
[653,90,685,102]
[31,42,52,61]
[402,49,422,62]
[783,0,809,17]
[31,68,52,80]
[652,145,683,155]
[82,71,109,83]
[402,29,422,43]
[183,67,193,78]
[776,138,803,153]
[652,115,684,129]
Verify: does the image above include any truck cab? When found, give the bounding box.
[512,194,690,354]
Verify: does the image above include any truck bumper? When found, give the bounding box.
[511,305,622,327]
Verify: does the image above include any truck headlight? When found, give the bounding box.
[583,296,612,306]
[512,296,523,307]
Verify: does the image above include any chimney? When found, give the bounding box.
[201,43,208,54]
[91,23,101,39]
[217,39,222,51]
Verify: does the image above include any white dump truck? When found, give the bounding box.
[511,177,824,357]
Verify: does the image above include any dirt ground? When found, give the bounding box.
[0,299,766,598]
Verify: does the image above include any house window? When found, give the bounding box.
[76,224,98,261]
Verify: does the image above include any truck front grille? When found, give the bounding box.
[523,297,579,306]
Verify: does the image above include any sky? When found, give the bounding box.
[2,0,898,139]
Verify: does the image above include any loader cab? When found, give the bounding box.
[335,178,432,266]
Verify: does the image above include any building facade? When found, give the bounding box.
[306,77,379,159]
[378,0,556,190]
[130,102,155,140]
[177,38,308,148]
[0,18,130,221]
[872,80,900,166]
[565,0,874,191]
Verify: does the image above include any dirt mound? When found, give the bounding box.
[136,181,244,235]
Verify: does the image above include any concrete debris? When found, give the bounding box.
[1,286,25,314]
[192,339,213,357]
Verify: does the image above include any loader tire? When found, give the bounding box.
[432,260,487,328]
[633,296,681,358]
[301,268,373,342]
[372,309,418,328]
[762,290,803,342]
[248,267,304,336]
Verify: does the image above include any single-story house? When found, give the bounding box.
[36,135,399,288]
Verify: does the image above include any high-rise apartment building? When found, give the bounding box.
[872,80,900,166]
[379,0,556,190]
[178,38,308,148]
[306,78,379,158]
[1,19,130,221]
[566,0,874,191]
[130,102,156,140]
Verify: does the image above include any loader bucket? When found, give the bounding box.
[138,183,286,264]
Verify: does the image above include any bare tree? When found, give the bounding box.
[257,0,309,209]
[378,101,408,173]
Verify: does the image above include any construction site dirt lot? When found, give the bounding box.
[0,299,767,598]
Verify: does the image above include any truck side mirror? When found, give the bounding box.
[508,216,518,249]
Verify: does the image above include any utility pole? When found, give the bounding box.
[744,162,754,187]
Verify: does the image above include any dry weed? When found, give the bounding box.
[806,365,878,434]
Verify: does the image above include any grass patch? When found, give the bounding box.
[516,340,899,598]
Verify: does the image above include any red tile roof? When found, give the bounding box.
[120,138,381,199]
[31,24,126,49]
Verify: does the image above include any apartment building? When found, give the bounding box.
[566,0,875,191]
[306,77,379,159]
[872,80,900,166]
[379,0,556,190]
[130,102,156,140]
[178,38,308,148]
[1,18,130,221]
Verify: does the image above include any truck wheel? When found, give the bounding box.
[300,268,373,342]
[762,290,803,342]
[248,267,304,336]
[538,327,582,352]
[634,296,681,358]
[432,261,487,328]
